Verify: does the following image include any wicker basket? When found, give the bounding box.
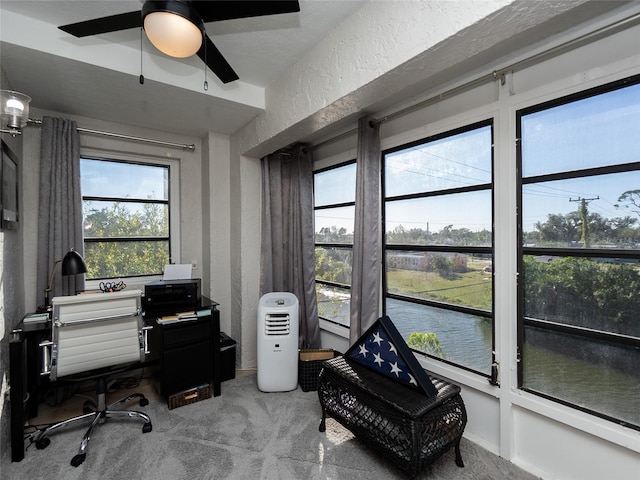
[167,383,212,410]
[318,356,467,477]
[298,349,339,392]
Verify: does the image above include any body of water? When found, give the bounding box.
[318,292,639,427]
[386,299,492,375]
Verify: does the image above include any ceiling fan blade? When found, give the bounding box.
[193,1,300,23]
[197,33,239,84]
[59,11,142,37]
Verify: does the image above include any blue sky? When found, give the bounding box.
[81,159,168,201]
[315,82,640,235]
[521,83,640,231]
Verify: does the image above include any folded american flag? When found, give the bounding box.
[346,315,437,396]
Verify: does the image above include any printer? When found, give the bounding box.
[144,279,201,314]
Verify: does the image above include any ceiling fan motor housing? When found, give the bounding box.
[142,0,205,58]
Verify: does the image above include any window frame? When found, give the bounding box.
[382,119,496,381]
[313,159,357,328]
[516,73,640,431]
[80,153,181,290]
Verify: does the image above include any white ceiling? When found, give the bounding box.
[0,0,366,137]
[2,0,637,147]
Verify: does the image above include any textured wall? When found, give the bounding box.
[237,0,593,159]
[0,67,26,467]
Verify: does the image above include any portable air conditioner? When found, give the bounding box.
[257,292,299,392]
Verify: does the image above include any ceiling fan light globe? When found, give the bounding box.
[144,11,202,58]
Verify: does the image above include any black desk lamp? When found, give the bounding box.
[43,249,87,309]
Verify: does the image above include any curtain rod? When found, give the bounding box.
[311,9,640,151]
[27,119,196,151]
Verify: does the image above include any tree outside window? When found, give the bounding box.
[81,158,170,280]
[518,76,640,429]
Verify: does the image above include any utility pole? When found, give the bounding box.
[570,196,599,248]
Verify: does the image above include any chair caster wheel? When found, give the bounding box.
[35,437,50,450]
[71,453,86,467]
[140,397,149,407]
[143,423,152,433]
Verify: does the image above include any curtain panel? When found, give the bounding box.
[260,144,320,349]
[349,115,382,345]
[36,117,84,306]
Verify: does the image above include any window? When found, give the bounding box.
[80,158,171,280]
[314,161,356,327]
[383,121,495,378]
[517,75,640,429]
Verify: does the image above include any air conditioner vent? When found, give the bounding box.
[264,313,290,336]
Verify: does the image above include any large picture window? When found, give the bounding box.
[81,158,171,280]
[314,161,356,327]
[517,75,640,429]
[383,121,495,377]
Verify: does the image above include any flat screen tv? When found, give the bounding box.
[1,139,19,230]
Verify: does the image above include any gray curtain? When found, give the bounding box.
[349,115,382,345]
[260,144,320,349]
[36,116,84,306]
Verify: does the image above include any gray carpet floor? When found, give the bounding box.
[3,373,540,479]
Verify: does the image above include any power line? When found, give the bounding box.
[569,196,600,204]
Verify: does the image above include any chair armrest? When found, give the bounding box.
[39,340,53,376]
[141,325,153,355]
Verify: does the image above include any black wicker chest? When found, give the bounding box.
[317,355,467,477]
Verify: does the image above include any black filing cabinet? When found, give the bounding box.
[160,317,212,395]
[146,298,221,399]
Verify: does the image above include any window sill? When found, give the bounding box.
[319,318,349,338]
[509,388,640,452]
[85,275,162,294]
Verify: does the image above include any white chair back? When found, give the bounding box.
[50,290,144,380]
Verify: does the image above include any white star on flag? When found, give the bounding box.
[390,362,402,377]
[358,343,368,357]
[373,352,384,366]
[372,331,383,345]
[388,342,397,356]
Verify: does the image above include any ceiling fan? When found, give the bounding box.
[58,1,301,84]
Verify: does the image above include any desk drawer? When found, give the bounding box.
[162,339,213,395]
[162,318,211,348]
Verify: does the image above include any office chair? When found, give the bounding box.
[34,290,153,467]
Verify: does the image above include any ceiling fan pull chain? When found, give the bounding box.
[139,27,145,85]
[203,36,208,91]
